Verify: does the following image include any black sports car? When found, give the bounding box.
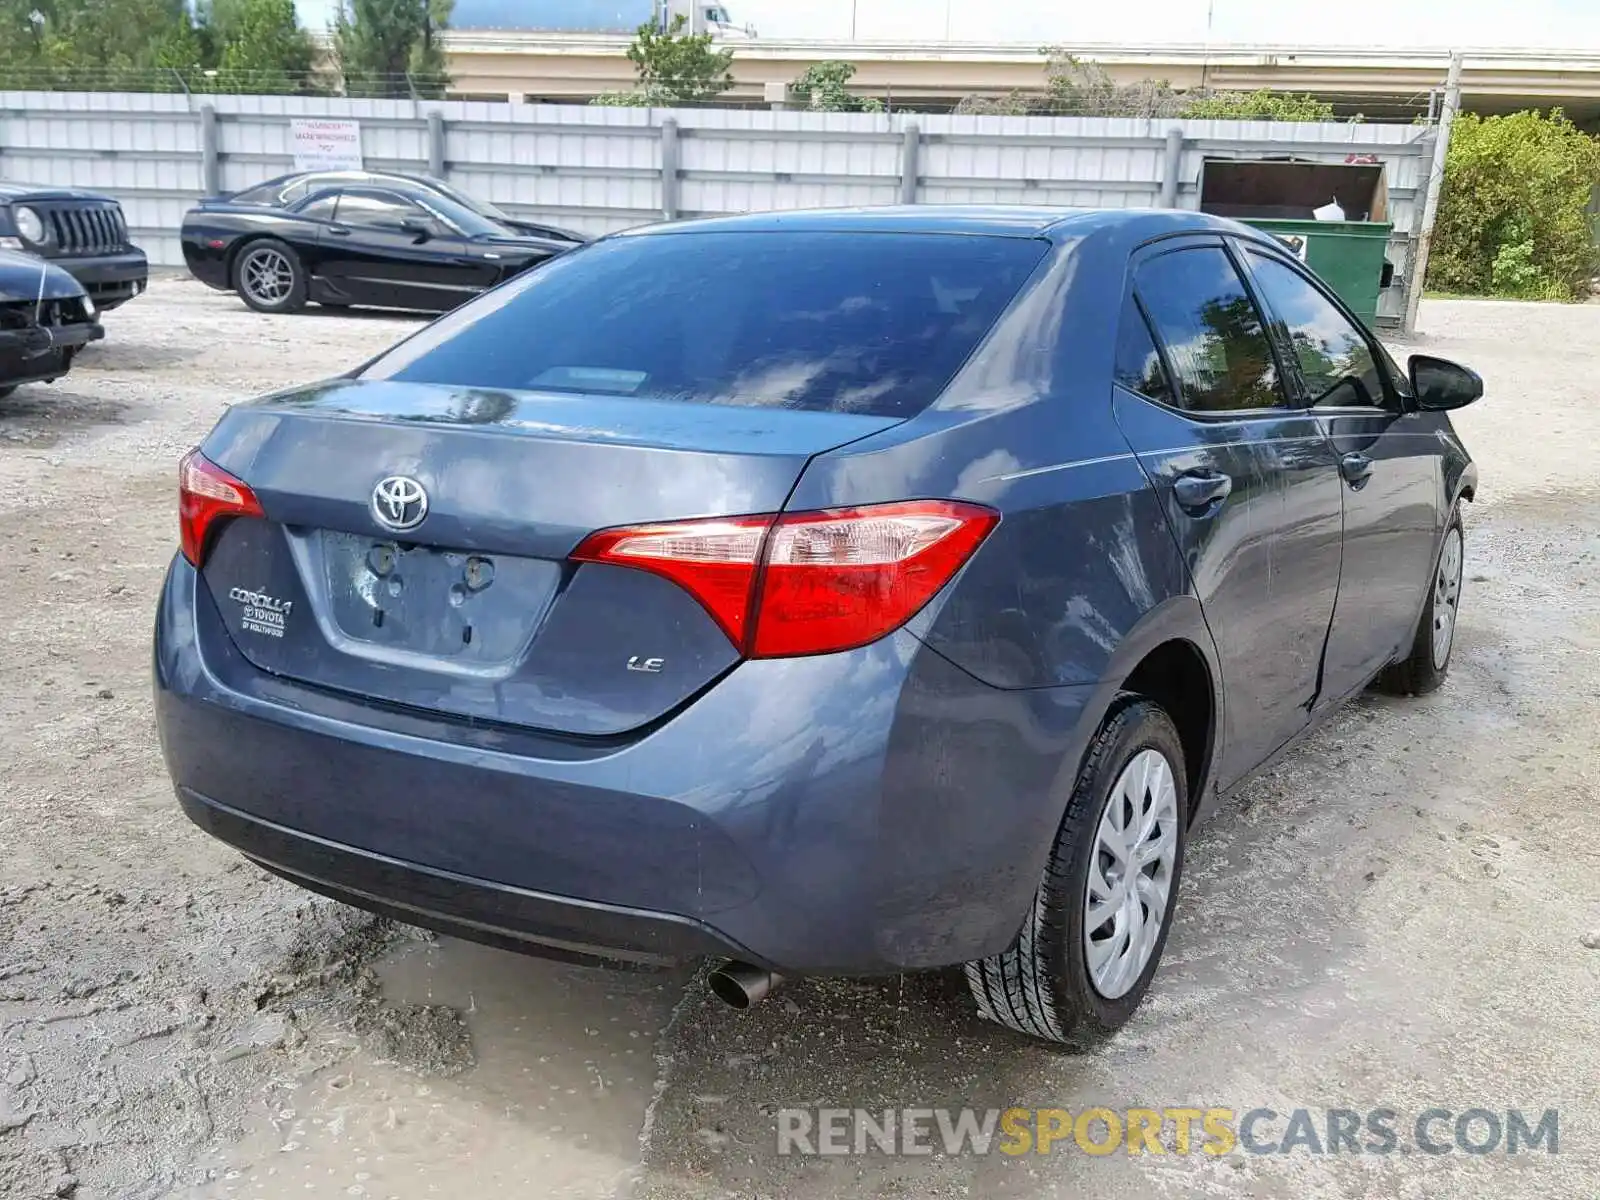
[180,171,589,315]
[0,248,104,399]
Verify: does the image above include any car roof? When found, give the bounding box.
[286,170,438,193]
[618,206,1263,245]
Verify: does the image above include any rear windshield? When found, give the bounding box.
[359,231,1049,418]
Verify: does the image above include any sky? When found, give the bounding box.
[295,0,1600,47]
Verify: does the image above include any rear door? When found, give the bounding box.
[1112,237,1345,788]
[1235,241,1444,703]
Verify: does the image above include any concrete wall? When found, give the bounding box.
[0,91,1434,323]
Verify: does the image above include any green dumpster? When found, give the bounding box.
[1243,219,1394,326]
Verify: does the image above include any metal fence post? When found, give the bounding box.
[427,109,445,178]
[660,117,681,220]
[1403,52,1464,336]
[900,122,920,204]
[200,103,220,197]
[1159,127,1186,208]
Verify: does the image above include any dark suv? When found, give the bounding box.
[0,183,148,312]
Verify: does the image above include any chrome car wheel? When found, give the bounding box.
[239,246,295,307]
[1085,748,1179,1000]
[1431,526,1464,669]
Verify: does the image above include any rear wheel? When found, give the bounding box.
[233,239,307,314]
[1376,508,1464,696]
[966,698,1187,1044]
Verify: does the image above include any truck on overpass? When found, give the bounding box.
[450,0,757,39]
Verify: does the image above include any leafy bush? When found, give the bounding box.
[791,61,882,112]
[1430,110,1600,300]
[623,14,732,105]
[953,92,1033,116]
[1179,88,1336,122]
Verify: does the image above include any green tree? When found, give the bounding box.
[1431,109,1600,300]
[335,0,453,98]
[202,0,316,94]
[791,61,882,113]
[621,14,733,105]
[0,0,200,88]
[1180,87,1337,121]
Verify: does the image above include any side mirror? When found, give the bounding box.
[1408,354,1482,411]
[399,217,433,242]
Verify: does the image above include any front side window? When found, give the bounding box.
[1134,246,1286,414]
[294,191,340,222]
[359,231,1049,419]
[1246,251,1387,409]
[334,190,421,231]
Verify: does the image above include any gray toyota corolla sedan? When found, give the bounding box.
[154,207,1479,1043]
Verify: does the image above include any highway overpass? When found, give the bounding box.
[441,36,1600,123]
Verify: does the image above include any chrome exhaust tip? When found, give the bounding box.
[707,960,784,1009]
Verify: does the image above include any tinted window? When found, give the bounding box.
[295,192,340,221]
[336,190,420,230]
[278,179,313,207]
[1134,247,1286,413]
[230,181,286,206]
[1246,252,1387,408]
[1114,293,1175,405]
[360,231,1049,418]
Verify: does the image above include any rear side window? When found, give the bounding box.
[1134,246,1286,414]
[1113,293,1175,406]
[360,231,1049,418]
[230,181,286,206]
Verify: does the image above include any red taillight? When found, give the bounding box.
[178,449,263,566]
[572,500,998,659]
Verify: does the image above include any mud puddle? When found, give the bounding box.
[180,939,692,1200]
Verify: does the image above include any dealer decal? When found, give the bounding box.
[228,587,293,639]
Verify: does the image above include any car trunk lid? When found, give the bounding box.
[195,378,898,737]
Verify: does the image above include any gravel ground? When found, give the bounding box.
[0,281,1596,1200]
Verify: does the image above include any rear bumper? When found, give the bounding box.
[179,787,755,967]
[52,249,148,308]
[155,555,1099,976]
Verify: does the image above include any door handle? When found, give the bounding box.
[328,226,351,237]
[1340,453,1375,488]
[1173,470,1233,512]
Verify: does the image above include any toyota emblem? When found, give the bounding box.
[371,475,429,532]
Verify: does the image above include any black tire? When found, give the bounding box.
[0,385,15,400]
[1376,508,1464,697]
[966,697,1188,1044]
[231,238,308,314]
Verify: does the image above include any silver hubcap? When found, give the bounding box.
[1431,526,1463,669]
[241,248,294,306]
[1085,749,1179,1000]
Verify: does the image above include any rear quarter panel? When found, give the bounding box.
[181,209,326,289]
[788,233,1209,695]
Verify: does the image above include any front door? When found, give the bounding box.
[1234,242,1447,703]
[321,188,491,311]
[1111,238,1346,788]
